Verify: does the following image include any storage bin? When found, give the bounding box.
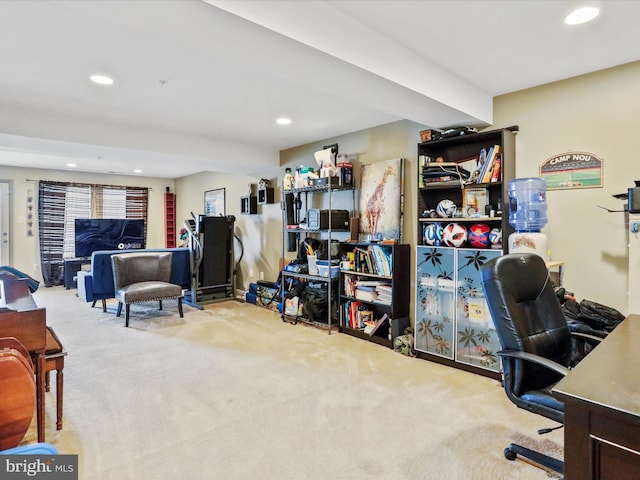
[317,260,340,278]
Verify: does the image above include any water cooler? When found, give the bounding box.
[508,177,548,258]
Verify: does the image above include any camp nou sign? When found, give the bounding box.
[539,151,603,190]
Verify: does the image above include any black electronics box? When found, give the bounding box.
[314,176,340,187]
[629,187,640,213]
[307,209,350,230]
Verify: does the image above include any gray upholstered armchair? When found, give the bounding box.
[111,252,184,327]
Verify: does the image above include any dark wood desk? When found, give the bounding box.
[553,314,640,480]
[0,277,47,443]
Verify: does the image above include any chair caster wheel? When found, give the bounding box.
[504,447,517,461]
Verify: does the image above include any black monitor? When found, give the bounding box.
[74,218,145,258]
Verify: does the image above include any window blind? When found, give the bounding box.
[38,181,148,287]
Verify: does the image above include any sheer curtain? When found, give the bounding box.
[38,181,148,287]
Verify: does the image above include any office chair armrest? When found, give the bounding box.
[570,331,603,344]
[497,350,570,377]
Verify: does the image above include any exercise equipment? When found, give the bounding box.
[183,213,238,308]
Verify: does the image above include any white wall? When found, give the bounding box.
[0,165,173,281]
[493,61,640,314]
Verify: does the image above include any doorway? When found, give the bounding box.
[0,181,11,265]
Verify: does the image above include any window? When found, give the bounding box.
[38,181,148,287]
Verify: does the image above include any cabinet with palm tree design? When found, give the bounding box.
[415,245,502,378]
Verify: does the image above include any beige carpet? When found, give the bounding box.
[20,286,563,480]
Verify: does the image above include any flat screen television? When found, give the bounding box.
[74,218,145,258]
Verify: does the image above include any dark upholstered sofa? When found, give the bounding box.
[77,248,191,311]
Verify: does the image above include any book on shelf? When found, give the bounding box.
[343,275,357,297]
[354,287,378,302]
[367,313,389,337]
[357,310,374,328]
[479,145,501,183]
[370,245,391,277]
[353,247,375,274]
[355,279,389,287]
[346,300,364,328]
[363,319,377,335]
[375,284,392,305]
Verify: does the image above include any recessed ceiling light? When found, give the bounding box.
[66,163,77,168]
[90,74,114,85]
[133,169,142,174]
[565,6,600,25]
[276,117,291,125]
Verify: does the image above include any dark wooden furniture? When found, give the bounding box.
[552,314,640,480]
[44,326,66,430]
[417,127,517,249]
[338,242,410,347]
[0,277,46,442]
[0,337,36,450]
[165,191,176,248]
[414,128,517,378]
[63,257,91,289]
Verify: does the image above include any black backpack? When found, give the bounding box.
[577,299,624,332]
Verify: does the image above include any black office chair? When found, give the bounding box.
[480,253,601,475]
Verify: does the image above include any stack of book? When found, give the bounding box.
[376,284,392,305]
[344,278,392,305]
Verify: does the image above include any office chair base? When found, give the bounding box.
[505,443,563,475]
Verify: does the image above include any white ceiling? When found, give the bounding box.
[1,0,639,179]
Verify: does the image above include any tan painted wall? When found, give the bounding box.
[175,120,425,299]
[174,169,282,292]
[6,61,638,317]
[493,61,640,314]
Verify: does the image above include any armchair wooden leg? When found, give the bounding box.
[91,300,97,308]
[125,304,130,327]
[159,299,163,311]
[178,297,184,318]
[116,302,123,317]
[101,299,107,312]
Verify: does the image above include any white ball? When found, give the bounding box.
[436,199,457,218]
[424,222,443,246]
[489,228,502,245]
[442,223,468,247]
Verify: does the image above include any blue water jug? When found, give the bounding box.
[508,178,548,232]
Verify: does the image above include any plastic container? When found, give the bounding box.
[508,177,548,232]
[317,259,340,278]
[283,168,293,191]
[307,254,318,275]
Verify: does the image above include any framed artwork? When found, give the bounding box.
[359,158,404,241]
[540,151,603,190]
[204,188,225,216]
